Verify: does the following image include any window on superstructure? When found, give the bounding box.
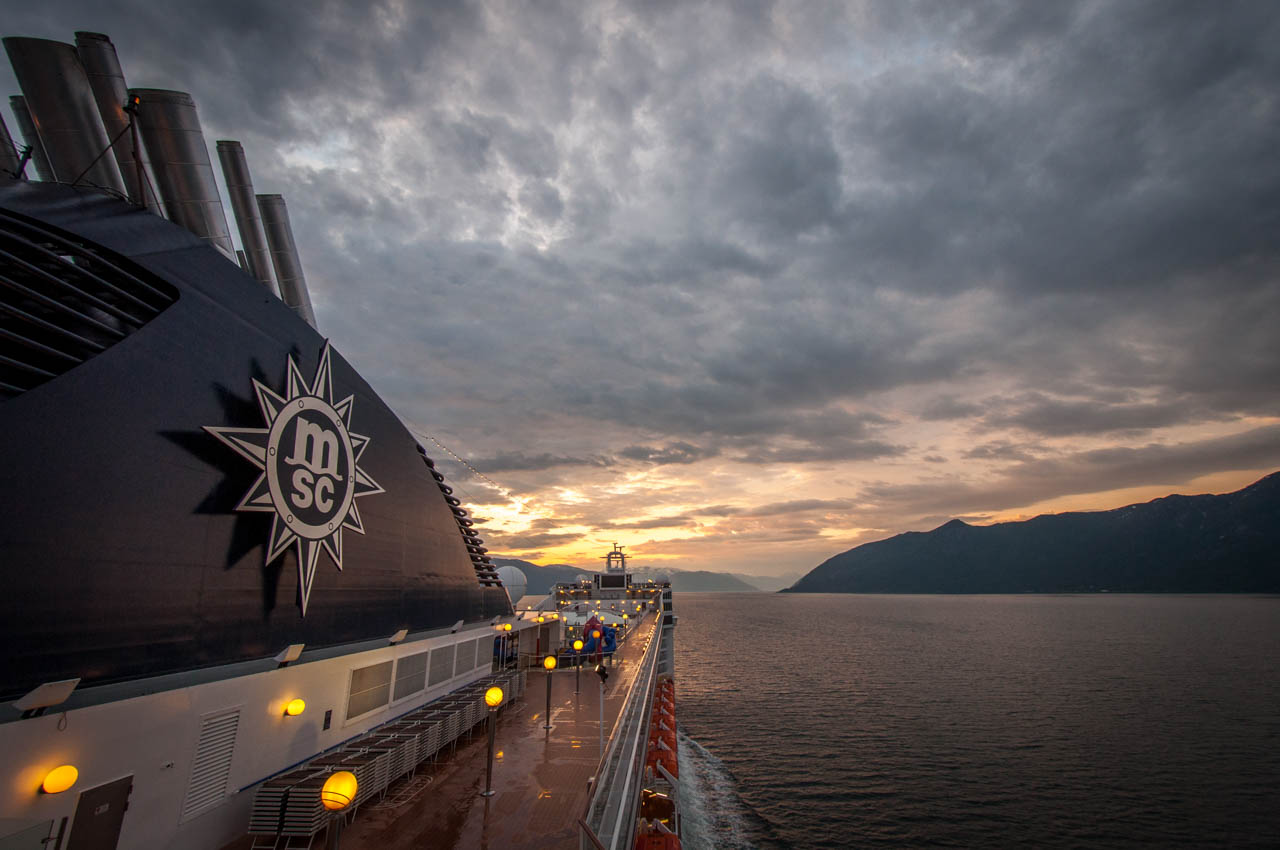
[346,660,393,721]
[428,644,456,687]
[453,637,476,676]
[392,650,429,702]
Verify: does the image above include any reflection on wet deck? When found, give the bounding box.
[283,615,653,850]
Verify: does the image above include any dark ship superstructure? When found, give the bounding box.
[0,30,527,850]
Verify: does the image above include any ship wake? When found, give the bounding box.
[677,726,791,850]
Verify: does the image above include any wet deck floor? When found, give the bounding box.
[231,615,656,850]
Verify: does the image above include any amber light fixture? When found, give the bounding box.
[284,698,306,717]
[41,765,78,794]
[573,640,585,694]
[481,686,505,797]
[321,771,358,811]
[542,654,558,730]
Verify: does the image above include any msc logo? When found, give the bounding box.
[205,342,384,615]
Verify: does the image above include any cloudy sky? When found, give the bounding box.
[7,1,1280,577]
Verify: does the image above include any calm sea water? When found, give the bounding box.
[673,593,1280,849]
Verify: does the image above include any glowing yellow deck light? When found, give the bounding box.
[41,765,77,794]
[573,639,584,651]
[543,655,557,671]
[284,698,306,717]
[535,616,545,623]
[320,771,358,811]
[503,623,512,631]
[485,686,504,707]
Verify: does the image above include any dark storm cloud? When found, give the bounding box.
[961,440,1041,463]
[824,1,1280,300]
[865,425,1280,520]
[617,443,719,465]
[465,452,611,472]
[5,0,1279,556]
[733,437,904,465]
[481,529,584,551]
[921,396,984,422]
[602,514,696,530]
[981,392,1220,437]
[740,499,856,518]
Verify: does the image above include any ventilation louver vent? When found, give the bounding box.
[180,707,241,822]
[415,443,503,587]
[0,208,179,400]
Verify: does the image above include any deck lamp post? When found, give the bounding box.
[543,655,557,730]
[594,662,609,759]
[320,770,357,850]
[481,686,504,797]
[573,639,584,694]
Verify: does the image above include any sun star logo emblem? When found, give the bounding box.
[204,341,384,615]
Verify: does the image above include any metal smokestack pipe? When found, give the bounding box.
[257,194,317,328]
[216,140,279,294]
[0,111,21,178]
[74,31,162,214]
[130,88,235,258]
[8,96,53,181]
[3,37,125,192]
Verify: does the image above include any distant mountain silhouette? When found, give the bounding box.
[785,472,1280,593]
[490,558,585,595]
[490,557,760,594]
[630,568,759,592]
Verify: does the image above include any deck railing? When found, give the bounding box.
[579,614,665,850]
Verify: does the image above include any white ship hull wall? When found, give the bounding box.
[2,626,514,850]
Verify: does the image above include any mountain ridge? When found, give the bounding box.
[490,557,762,594]
[785,471,1280,594]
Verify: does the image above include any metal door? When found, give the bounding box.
[66,776,133,850]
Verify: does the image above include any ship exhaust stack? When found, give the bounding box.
[8,97,53,181]
[74,31,161,213]
[129,88,235,259]
[0,112,22,178]
[257,193,317,328]
[3,37,125,193]
[217,140,279,294]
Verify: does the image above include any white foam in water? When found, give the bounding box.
[677,726,789,850]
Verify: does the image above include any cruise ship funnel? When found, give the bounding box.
[0,111,20,178]
[130,87,235,258]
[216,140,278,294]
[3,37,125,192]
[74,31,162,213]
[7,96,53,181]
[257,193,317,327]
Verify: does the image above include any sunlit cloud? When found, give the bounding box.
[7,1,1278,576]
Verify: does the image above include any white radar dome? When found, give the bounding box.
[496,566,528,605]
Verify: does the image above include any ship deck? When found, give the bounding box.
[229,613,657,850]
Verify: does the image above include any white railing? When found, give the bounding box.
[579,615,665,850]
